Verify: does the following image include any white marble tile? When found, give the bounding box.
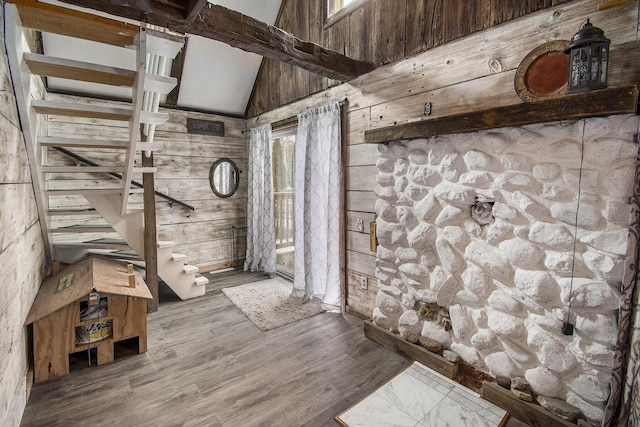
[405,368,454,396]
[447,389,486,414]
[377,369,447,420]
[338,362,507,427]
[416,395,498,427]
[338,392,419,427]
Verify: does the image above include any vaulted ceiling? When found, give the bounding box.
[40,0,282,116]
[16,0,373,116]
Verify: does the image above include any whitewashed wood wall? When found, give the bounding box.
[248,0,640,317]
[0,4,46,424]
[45,93,249,271]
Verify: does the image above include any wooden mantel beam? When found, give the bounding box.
[23,0,374,81]
[364,86,639,144]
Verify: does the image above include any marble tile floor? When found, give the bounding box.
[336,361,511,427]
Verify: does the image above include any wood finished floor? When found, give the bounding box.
[20,270,411,427]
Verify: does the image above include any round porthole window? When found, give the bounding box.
[209,158,239,198]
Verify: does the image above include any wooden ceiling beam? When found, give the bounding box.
[185,0,207,22]
[49,0,375,80]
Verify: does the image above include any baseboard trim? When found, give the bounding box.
[482,381,575,427]
[345,305,370,320]
[363,320,458,379]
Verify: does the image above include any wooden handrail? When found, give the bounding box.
[52,147,195,211]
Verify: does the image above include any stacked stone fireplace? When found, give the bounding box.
[372,115,640,423]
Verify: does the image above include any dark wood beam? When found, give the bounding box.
[365,86,639,144]
[482,382,575,427]
[48,0,374,81]
[108,0,153,13]
[185,0,207,21]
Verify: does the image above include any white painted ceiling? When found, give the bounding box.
[41,0,282,116]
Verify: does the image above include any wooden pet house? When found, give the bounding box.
[25,255,152,383]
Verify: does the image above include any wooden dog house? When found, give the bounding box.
[25,255,152,383]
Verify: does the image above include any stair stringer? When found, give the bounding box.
[84,193,205,300]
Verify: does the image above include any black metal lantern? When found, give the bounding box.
[565,19,610,93]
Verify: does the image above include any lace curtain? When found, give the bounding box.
[292,102,342,312]
[244,124,276,274]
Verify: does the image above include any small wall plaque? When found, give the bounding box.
[187,118,225,136]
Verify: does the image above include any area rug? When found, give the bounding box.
[222,278,325,331]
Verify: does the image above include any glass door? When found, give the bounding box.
[272,127,296,276]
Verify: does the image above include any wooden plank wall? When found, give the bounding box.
[0,5,47,424]
[46,93,248,270]
[246,0,572,117]
[247,0,640,317]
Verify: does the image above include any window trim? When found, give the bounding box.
[324,0,369,29]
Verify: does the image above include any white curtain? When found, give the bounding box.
[293,102,342,312]
[245,124,276,274]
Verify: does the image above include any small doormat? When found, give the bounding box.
[222,278,325,331]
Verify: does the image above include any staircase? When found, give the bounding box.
[4,3,207,300]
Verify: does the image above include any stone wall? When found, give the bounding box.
[372,115,640,423]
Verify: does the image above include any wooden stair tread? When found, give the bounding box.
[45,188,122,196]
[172,253,187,262]
[194,276,208,286]
[136,141,163,152]
[157,241,175,249]
[140,110,169,125]
[183,265,199,274]
[47,208,97,216]
[23,52,136,87]
[87,249,142,260]
[32,100,168,125]
[42,166,126,173]
[146,28,185,58]
[39,136,128,149]
[32,99,132,121]
[53,240,129,249]
[144,74,177,94]
[51,225,113,233]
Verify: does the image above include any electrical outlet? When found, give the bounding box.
[356,219,364,232]
[360,276,367,290]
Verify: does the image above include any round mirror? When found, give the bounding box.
[209,158,239,198]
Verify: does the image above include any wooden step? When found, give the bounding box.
[45,188,122,196]
[146,28,184,58]
[32,99,132,121]
[42,166,125,174]
[136,141,163,152]
[140,110,169,125]
[157,241,175,249]
[172,253,187,262]
[194,276,208,286]
[50,225,114,233]
[88,249,142,260]
[53,239,129,250]
[183,265,199,275]
[39,136,128,149]
[24,53,176,94]
[32,100,168,125]
[38,136,162,151]
[47,208,97,216]
[132,167,157,174]
[144,74,177,94]
[23,52,136,87]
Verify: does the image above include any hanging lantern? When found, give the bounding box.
[565,19,610,93]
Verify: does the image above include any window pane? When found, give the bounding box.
[272,134,295,274]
